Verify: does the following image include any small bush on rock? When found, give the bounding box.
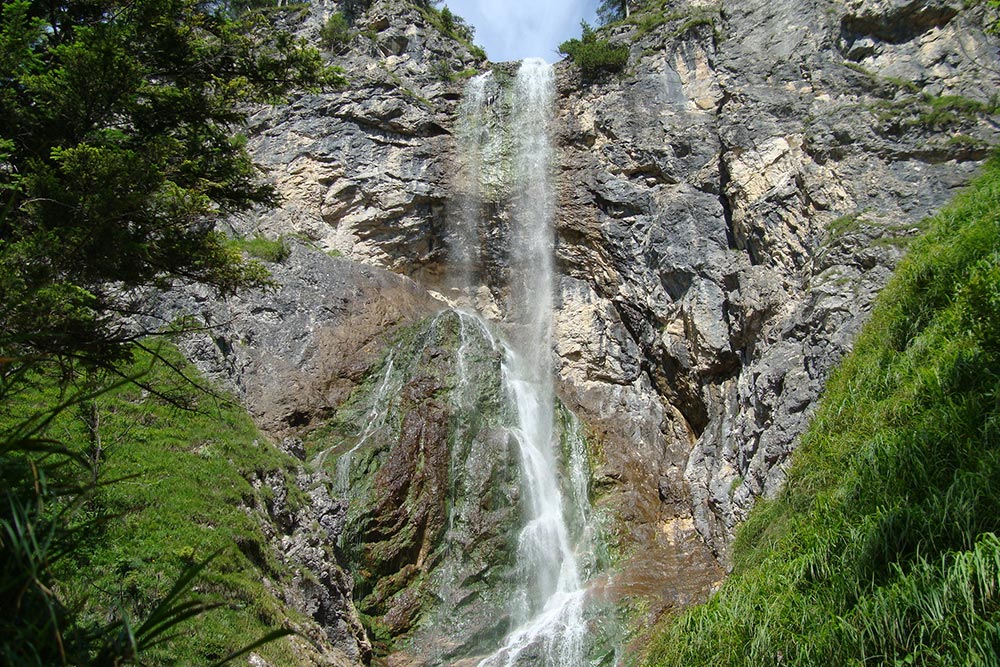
[320,11,352,52]
[559,22,628,80]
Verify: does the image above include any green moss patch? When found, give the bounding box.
[2,345,311,665]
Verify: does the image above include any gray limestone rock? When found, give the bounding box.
[236,0,486,288]
[248,459,374,666]
[149,240,441,435]
[550,0,999,563]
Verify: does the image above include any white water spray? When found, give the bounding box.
[451,71,503,305]
[451,73,491,296]
[476,58,590,667]
[317,354,399,494]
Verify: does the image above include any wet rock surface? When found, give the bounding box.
[314,312,531,664]
[146,241,441,665]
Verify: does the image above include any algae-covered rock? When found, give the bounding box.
[314,311,602,665]
[312,312,519,662]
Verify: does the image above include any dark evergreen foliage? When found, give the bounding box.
[341,0,373,21]
[0,0,341,368]
[597,0,628,24]
[0,0,339,662]
[558,21,629,80]
[321,11,353,51]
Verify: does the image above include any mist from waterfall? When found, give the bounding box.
[451,72,491,300]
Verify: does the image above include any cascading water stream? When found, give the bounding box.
[317,353,399,493]
[471,58,591,667]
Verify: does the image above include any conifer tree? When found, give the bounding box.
[597,0,630,24]
[0,1,340,663]
[0,0,341,367]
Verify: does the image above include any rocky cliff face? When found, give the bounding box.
[242,0,483,287]
[552,0,1000,565]
[164,0,1000,662]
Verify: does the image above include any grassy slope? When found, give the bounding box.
[645,157,1000,666]
[4,346,314,665]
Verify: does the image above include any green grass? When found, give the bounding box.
[868,93,997,129]
[231,233,289,263]
[844,63,999,131]
[823,212,920,250]
[2,345,312,665]
[850,65,998,130]
[644,154,1000,666]
[948,133,992,149]
[431,59,480,83]
[825,212,866,240]
[673,14,715,37]
[917,96,998,128]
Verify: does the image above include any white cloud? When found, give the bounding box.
[444,0,600,62]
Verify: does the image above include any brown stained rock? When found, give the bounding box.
[152,243,443,439]
[383,586,424,636]
[353,372,452,635]
[556,371,724,633]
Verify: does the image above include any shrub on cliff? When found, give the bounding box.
[559,22,629,80]
[597,0,632,24]
[321,11,353,51]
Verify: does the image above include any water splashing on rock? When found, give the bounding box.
[475,58,592,667]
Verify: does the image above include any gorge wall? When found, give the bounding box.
[156,0,1000,663]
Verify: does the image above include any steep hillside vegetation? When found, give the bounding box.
[645,155,1000,665]
[1,346,367,665]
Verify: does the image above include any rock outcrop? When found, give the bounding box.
[248,438,373,666]
[159,0,1000,661]
[153,241,441,435]
[550,0,999,562]
[242,0,485,288]
[320,312,534,664]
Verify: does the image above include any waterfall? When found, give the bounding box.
[331,58,595,667]
[471,58,591,667]
[508,58,556,362]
